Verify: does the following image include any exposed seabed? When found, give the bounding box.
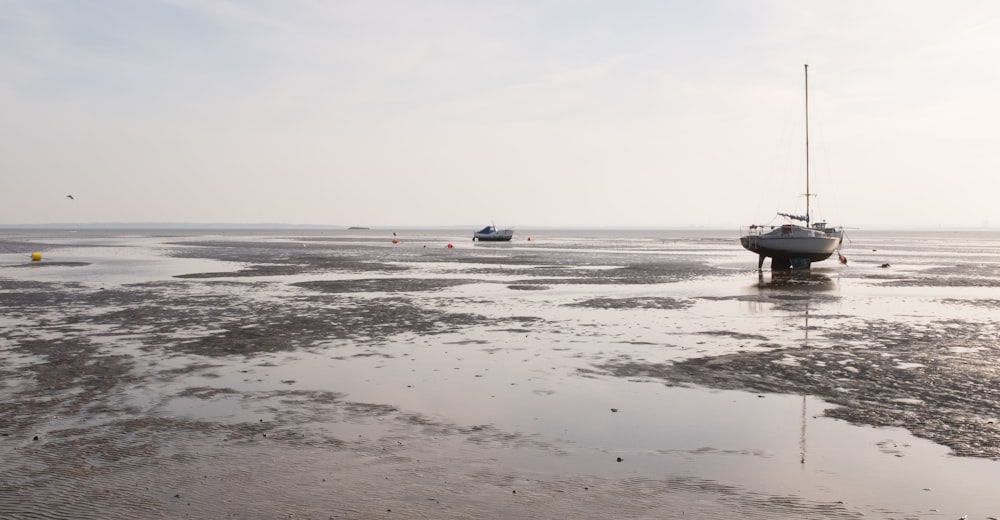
[2,229,999,519]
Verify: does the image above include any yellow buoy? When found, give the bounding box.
[31,252,42,262]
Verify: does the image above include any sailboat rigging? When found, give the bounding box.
[740,64,844,270]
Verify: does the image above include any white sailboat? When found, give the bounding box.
[741,64,843,270]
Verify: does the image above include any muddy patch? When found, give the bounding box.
[566,296,693,310]
[697,330,771,342]
[294,277,476,293]
[941,297,1000,309]
[598,317,1000,459]
[507,284,549,291]
[3,261,91,268]
[168,240,412,277]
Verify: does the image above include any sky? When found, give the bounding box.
[2,1,999,229]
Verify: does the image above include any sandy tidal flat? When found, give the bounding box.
[2,228,1000,519]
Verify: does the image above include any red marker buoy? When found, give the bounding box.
[447,243,453,249]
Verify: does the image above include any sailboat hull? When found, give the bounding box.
[741,225,840,266]
[740,234,839,261]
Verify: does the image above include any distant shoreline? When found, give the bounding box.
[0,223,997,232]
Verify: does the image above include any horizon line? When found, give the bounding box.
[0,222,997,232]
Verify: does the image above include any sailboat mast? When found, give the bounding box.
[804,63,811,227]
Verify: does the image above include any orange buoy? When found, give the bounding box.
[31,252,42,262]
[392,239,398,244]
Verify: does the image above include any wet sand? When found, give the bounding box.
[2,229,999,519]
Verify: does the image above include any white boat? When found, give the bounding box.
[741,65,843,270]
[473,225,513,242]
[741,224,840,269]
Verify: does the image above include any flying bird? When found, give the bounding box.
[66,195,74,200]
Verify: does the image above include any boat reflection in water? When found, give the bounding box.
[751,268,834,467]
[755,269,838,292]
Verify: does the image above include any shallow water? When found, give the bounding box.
[2,228,1000,518]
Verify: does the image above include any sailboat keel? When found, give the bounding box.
[768,256,812,270]
[771,256,791,270]
[789,257,812,270]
